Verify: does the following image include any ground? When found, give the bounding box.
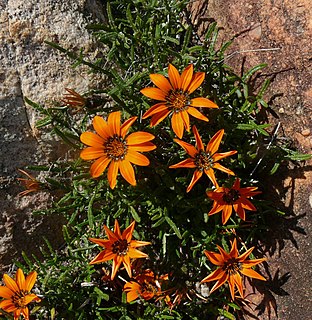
[188,0,312,319]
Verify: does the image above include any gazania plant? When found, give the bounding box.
[10,0,311,319]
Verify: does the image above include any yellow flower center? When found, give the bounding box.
[104,135,128,161]
[112,239,129,256]
[223,258,241,275]
[222,189,241,204]
[194,150,213,171]
[167,90,190,112]
[12,290,29,308]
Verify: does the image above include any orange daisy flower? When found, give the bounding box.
[123,269,167,303]
[17,169,41,197]
[89,220,151,280]
[207,178,262,224]
[141,64,218,138]
[169,126,237,192]
[201,239,266,300]
[0,268,41,320]
[80,111,156,189]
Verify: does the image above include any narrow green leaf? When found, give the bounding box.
[165,216,182,239]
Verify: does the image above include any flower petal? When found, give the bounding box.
[204,251,224,266]
[209,272,228,294]
[191,97,218,108]
[213,150,237,161]
[206,129,224,155]
[213,163,235,176]
[204,168,218,187]
[3,274,19,293]
[180,110,190,133]
[119,160,136,186]
[142,103,169,119]
[180,64,193,91]
[128,247,149,259]
[120,116,137,138]
[140,87,167,101]
[111,256,123,280]
[129,142,156,152]
[80,147,105,160]
[169,158,196,169]
[16,269,25,291]
[201,268,224,283]
[0,286,14,299]
[173,139,198,157]
[150,73,172,93]
[233,203,246,220]
[126,150,150,166]
[171,112,184,139]
[122,254,132,278]
[192,125,204,151]
[168,64,181,89]
[187,72,205,93]
[127,132,155,145]
[150,109,171,126]
[107,111,121,136]
[186,170,203,192]
[93,116,110,140]
[90,156,111,178]
[187,106,209,122]
[80,132,105,148]
[240,268,266,281]
[222,204,233,225]
[107,161,119,189]
[240,198,257,211]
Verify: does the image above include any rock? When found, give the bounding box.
[0,0,105,271]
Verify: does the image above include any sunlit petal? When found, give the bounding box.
[150,73,172,93]
[171,112,184,139]
[186,170,203,192]
[127,150,150,166]
[119,160,136,186]
[107,111,121,136]
[80,132,105,148]
[93,116,110,140]
[120,116,137,138]
[90,156,111,178]
[107,161,119,189]
[192,125,204,150]
[180,64,193,91]
[191,97,218,108]
[187,72,205,93]
[168,64,181,89]
[206,129,224,154]
[187,106,209,122]
[80,147,105,160]
[127,132,155,145]
[169,158,196,169]
[141,87,167,101]
[150,109,171,126]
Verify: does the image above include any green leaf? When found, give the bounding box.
[129,206,141,222]
[165,216,182,239]
[242,63,267,81]
[94,287,109,301]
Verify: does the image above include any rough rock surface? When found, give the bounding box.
[0,0,105,270]
[188,0,312,319]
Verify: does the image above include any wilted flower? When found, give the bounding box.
[17,169,41,197]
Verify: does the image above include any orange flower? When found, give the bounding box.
[80,111,156,189]
[207,178,262,224]
[17,169,41,197]
[89,220,151,280]
[201,239,266,300]
[123,269,163,302]
[0,268,41,320]
[141,64,218,138]
[169,126,237,192]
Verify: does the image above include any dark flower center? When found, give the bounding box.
[104,135,128,161]
[222,189,240,204]
[112,239,129,256]
[12,290,30,308]
[194,150,213,171]
[222,257,241,275]
[167,89,190,112]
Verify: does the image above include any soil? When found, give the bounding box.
[188,1,312,319]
